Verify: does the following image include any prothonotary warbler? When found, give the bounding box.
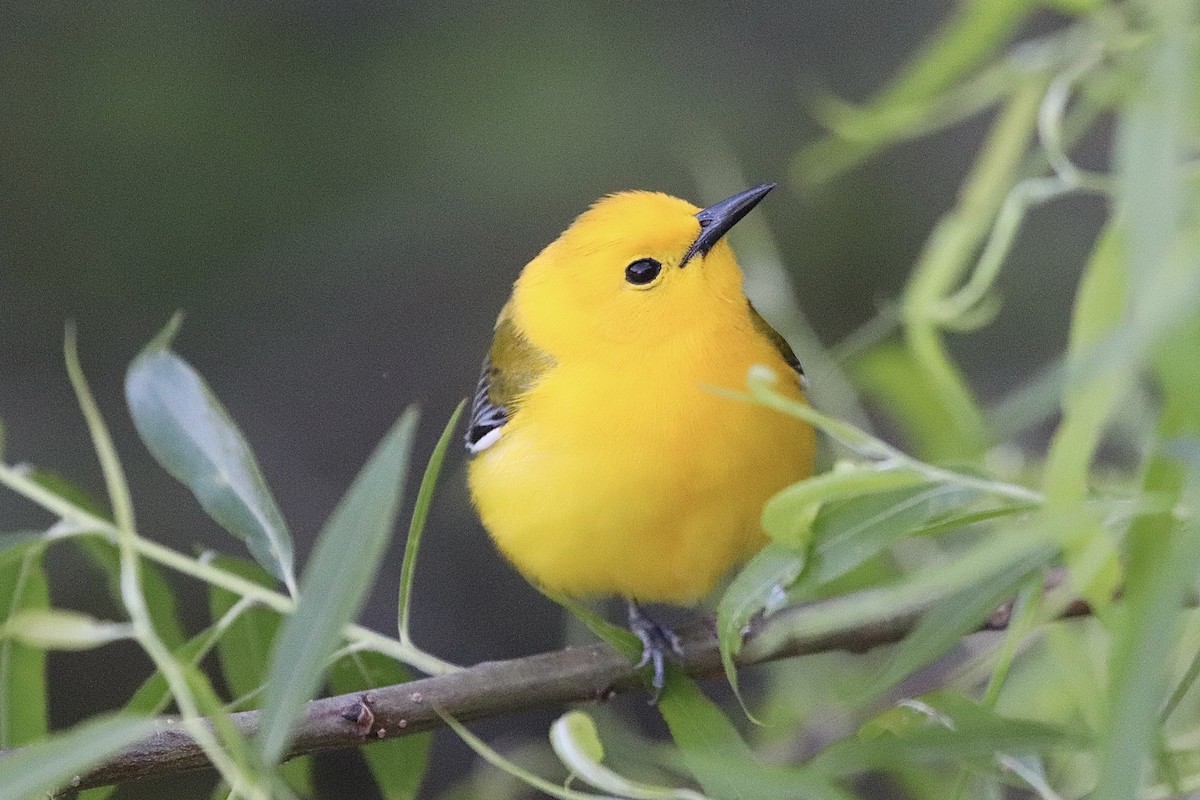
[465,184,815,691]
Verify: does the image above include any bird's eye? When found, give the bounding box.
[625,258,662,286]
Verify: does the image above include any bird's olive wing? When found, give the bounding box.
[749,301,805,382]
[465,302,555,453]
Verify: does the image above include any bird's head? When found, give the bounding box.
[512,184,774,359]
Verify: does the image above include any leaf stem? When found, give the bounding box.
[0,464,459,676]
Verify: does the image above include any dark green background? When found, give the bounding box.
[0,2,1101,795]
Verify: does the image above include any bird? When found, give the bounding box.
[465,183,815,692]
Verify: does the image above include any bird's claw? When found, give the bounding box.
[628,601,684,702]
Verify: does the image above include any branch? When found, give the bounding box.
[40,569,1090,792]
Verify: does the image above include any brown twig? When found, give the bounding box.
[42,570,1090,792]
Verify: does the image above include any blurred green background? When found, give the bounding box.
[0,1,1103,795]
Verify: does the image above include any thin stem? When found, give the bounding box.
[63,328,270,800]
[0,460,459,676]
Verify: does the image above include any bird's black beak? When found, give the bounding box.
[679,183,775,268]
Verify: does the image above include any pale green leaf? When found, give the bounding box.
[208,556,283,704]
[657,673,850,800]
[3,608,132,651]
[762,464,927,548]
[550,711,706,800]
[863,558,1040,703]
[74,535,188,650]
[398,401,464,642]
[0,714,157,799]
[125,316,297,594]
[715,544,805,710]
[813,692,1083,776]
[256,409,419,765]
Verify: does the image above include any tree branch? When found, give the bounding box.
[39,574,1089,792]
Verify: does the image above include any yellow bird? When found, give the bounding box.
[466,184,815,688]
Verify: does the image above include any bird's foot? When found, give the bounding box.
[627,600,685,702]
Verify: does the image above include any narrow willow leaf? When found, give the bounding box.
[257,409,419,766]
[0,532,47,565]
[0,542,48,747]
[812,695,1083,776]
[3,608,132,651]
[398,400,464,642]
[178,659,281,799]
[1002,754,1066,800]
[803,483,983,590]
[1041,224,1128,611]
[550,710,606,766]
[208,556,284,704]
[25,468,187,649]
[657,672,850,800]
[0,714,157,799]
[743,529,1053,664]
[762,464,927,548]
[77,610,271,800]
[1095,449,1200,799]
[715,544,805,710]
[852,342,981,462]
[549,711,707,800]
[793,0,1040,183]
[74,535,187,650]
[25,466,109,519]
[545,590,640,659]
[125,620,230,715]
[125,317,296,594]
[329,651,431,800]
[861,556,1041,704]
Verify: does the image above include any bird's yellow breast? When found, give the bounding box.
[467,308,814,604]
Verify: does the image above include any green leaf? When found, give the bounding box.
[793,0,1041,184]
[761,463,927,548]
[0,714,158,799]
[863,557,1040,703]
[803,483,985,590]
[546,590,641,660]
[124,620,230,716]
[715,543,805,710]
[25,468,186,649]
[0,532,48,565]
[79,610,271,800]
[204,557,314,796]
[177,658,280,798]
[438,711,598,800]
[329,650,431,800]
[550,710,606,766]
[657,672,849,800]
[852,343,981,462]
[3,608,132,651]
[25,466,110,519]
[0,541,48,747]
[256,408,419,766]
[549,710,706,800]
[743,528,1053,665]
[1094,444,1200,799]
[74,534,188,650]
[208,556,284,704]
[125,316,297,594]
[1041,225,1131,605]
[398,401,464,642]
[815,692,1083,775]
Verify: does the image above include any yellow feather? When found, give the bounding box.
[468,188,815,604]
